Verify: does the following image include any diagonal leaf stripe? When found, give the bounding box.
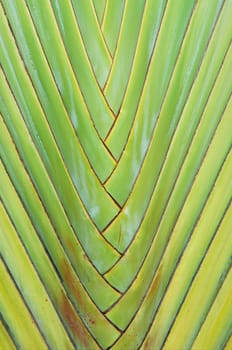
[105,98,232,330]
[0,67,120,274]
[0,2,120,231]
[0,316,17,350]
[70,0,112,86]
[101,0,125,56]
[103,0,146,115]
[91,0,106,26]
[103,0,232,253]
[0,111,120,307]
[0,0,231,349]
[104,0,224,205]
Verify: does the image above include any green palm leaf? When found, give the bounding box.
[0,0,231,349]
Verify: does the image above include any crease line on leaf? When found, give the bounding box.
[0,165,118,349]
[0,68,121,275]
[0,4,120,230]
[103,0,168,149]
[103,0,197,203]
[102,0,230,255]
[25,0,117,174]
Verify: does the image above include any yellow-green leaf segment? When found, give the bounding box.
[0,0,231,349]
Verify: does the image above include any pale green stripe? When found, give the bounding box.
[103,0,146,114]
[0,260,49,350]
[106,95,232,329]
[104,3,232,252]
[92,0,106,24]
[0,320,17,350]
[0,3,119,230]
[145,151,232,347]
[0,108,120,314]
[0,101,119,283]
[106,129,232,330]
[28,0,115,174]
[141,205,232,350]
[71,0,112,85]
[2,0,115,181]
[224,336,232,350]
[0,163,99,348]
[105,0,167,157]
[49,0,114,136]
[106,0,225,160]
[101,0,125,55]
[192,268,232,350]
[105,0,218,206]
[0,68,120,276]
[105,0,232,282]
[110,123,230,350]
[162,204,232,350]
[105,0,232,287]
[0,184,117,348]
[0,205,75,350]
[0,108,119,281]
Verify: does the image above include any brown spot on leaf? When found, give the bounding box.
[60,259,97,337]
[144,336,155,350]
[83,253,88,260]
[61,259,85,310]
[88,318,95,325]
[149,267,162,299]
[65,236,76,256]
[145,265,163,314]
[60,292,88,347]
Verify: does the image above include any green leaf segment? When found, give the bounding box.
[0,0,231,349]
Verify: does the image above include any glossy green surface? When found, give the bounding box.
[91,0,105,24]
[192,268,232,350]
[104,0,146,114]
[106,97,232,329]
[104,0,230,254]
[0,1,231,349]
[0,3,119,231]
[0,259,50,350]
[102,0,125,55]
[0,71,120,275]
[0,113,119,309]
[105,0,167,158]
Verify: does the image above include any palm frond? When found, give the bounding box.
[0,0,231,349]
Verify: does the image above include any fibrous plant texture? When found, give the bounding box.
[0,0,231,349]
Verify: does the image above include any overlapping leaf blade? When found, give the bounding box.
[0,0,231,349]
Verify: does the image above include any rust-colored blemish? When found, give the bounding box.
[61,259,85,310]
[65,236,76,256]
[83,253,88,260]
[60,259,97,334]
[150,270,161,295]
[60,292,88,347]
[147,267,162,305]
[144,336,155,350]
[88,317,95,325]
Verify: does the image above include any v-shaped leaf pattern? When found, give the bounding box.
[0,0,231,349]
